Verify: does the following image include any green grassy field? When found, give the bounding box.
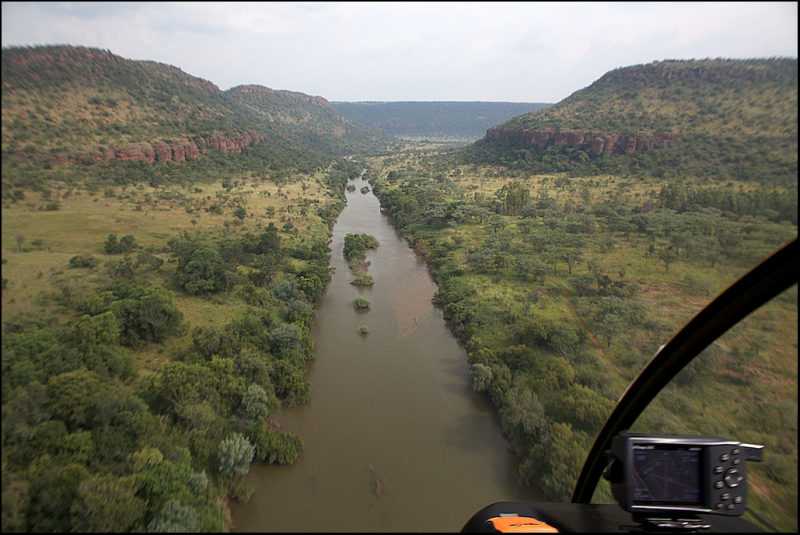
[2,170,335,352]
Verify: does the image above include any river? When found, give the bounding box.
[230,175,542,532]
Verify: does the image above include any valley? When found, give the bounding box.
[1,46,796,532]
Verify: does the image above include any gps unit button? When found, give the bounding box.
[720,453,730,462]
[724,468,743,488]
[714,466,723,474]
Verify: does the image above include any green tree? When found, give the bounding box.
[138,450,194,509]
[71,311,120,351]
[269,360,310,405]
[561,248,584,275]
[249,425,305,464]
[250,252,284,288]
[595,313,625,347]
[239,383,277,421]
[527,423,586,501]
[351,273,374,286]
[188,472,208,496]
[217,433,255,479]
[470,363,493,392]
[343,233,380,263]
[502,380,547,438]
[513,254,534,280]
[658,247,678,274]
[147,500,200,533]
[117,234,138,253]
[496,181,531,216]
[1,478,29,532]
[468,248,498,274]
[68,252,99,269]
[177,246,225,295]
[270,323,306,358]
[104,233,138,254]
[136,286,184,342]
[25,458,91,532]
[532,261,549,284]
[46,369,104,428]
[70,474,147,533]
[484,214,508,233]
[110,285,183,345]
[287,298,317,328]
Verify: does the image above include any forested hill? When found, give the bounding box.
[467,58,798,186]
[1,45,396,173]
[331,101,552,140]
[225,85,393,156]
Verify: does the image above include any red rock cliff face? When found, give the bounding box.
[485,127,679,155]
[49,131,267,166]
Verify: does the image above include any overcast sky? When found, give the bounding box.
[2,2,797,103]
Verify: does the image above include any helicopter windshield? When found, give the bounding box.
[587,253,798,532]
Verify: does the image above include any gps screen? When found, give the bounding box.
[631,444,702,506]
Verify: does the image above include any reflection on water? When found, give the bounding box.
[230,181,542,532]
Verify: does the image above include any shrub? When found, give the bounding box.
[229,480,255,504]
[351,273,374,286]
[470,363,493,392]
[353,297,371,309]
[250,427,305,464]
[68,253,99,269]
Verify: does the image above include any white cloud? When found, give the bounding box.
[2,1,797,102]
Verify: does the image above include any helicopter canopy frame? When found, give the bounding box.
[571,237,798,504]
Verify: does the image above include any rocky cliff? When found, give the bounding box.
[485,127,680,155]
[48,131,267,165]
[488,59,796,159]
[4,45,393,170]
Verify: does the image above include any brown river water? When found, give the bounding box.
[230,176,543,532]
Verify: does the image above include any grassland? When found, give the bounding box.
[2,169,335,352]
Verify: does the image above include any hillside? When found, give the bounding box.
[227,85,395,156]
[331,101,552,141]
[1,45,396,174]
[466,58,798,186]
